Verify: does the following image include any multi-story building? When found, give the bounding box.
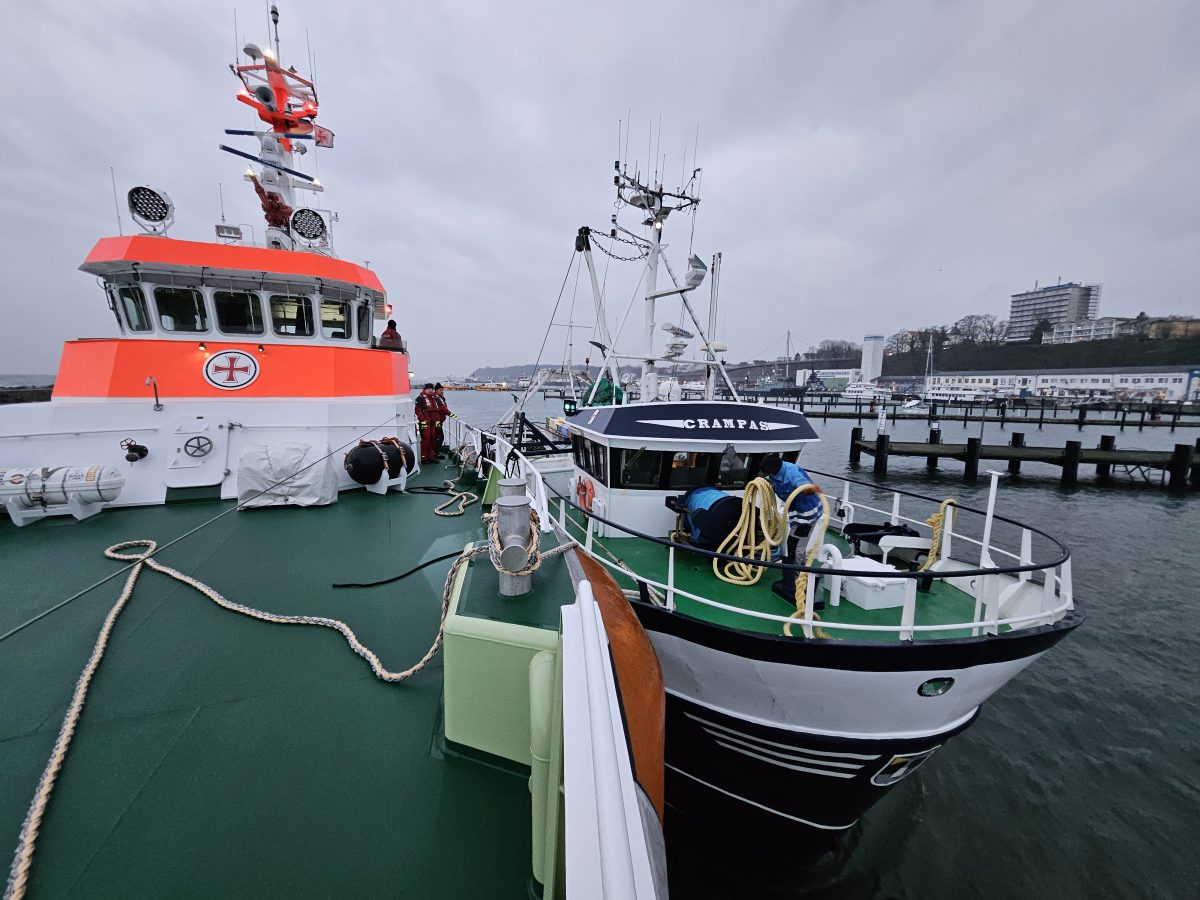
[927,366,1200,401]
[860,334,885,382]
[1043,316,1127,344]
[1006,282,1101,342]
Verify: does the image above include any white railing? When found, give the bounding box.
[445,422,1075,642]
[561,581,663,899]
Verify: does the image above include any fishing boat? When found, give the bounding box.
[446,153,1084,869]
[1,13,667,898]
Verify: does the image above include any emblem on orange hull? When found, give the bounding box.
[204,351,260,390]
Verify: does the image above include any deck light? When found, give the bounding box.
[198,342,207,351]
[257,344,265,353]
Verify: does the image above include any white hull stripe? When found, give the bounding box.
[685,712,882,761]
[667,765,858,831]
[708,732,866,770]
[713,741,858,778]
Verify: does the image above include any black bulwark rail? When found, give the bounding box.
[543,471,1071,582]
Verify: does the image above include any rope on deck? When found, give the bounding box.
[918,499,958,572]
[4,538,484,900]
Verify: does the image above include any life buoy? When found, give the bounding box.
[576,476,595,512]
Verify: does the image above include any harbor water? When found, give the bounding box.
[446,389,1200,899]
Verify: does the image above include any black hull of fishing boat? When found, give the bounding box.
[632,601,1084,860]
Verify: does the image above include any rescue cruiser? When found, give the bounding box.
[1,12,667,899]
[441,151,1085,870]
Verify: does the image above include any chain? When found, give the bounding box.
[590,227,647,263]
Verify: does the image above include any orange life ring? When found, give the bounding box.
[576,476,595,512]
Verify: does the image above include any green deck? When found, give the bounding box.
[0,465,547,898]
[568,517,989,641]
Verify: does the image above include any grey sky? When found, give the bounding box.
[2,0,1197,378]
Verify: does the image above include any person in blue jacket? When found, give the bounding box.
[758,454,823,604]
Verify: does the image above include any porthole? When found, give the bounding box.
[918,677,955,697]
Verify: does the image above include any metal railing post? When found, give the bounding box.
[899,579,917,641]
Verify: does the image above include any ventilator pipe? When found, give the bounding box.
[497,477,526,499]
[495,495,533,596]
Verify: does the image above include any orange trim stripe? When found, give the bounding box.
[52,340,410,399]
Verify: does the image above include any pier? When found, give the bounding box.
[849,426,1200,492]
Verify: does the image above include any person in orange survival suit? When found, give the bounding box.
[415,383,439,463]
[433,383,458,459]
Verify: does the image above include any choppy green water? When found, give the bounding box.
[448,390,1200,899]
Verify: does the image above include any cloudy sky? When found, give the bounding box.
[2,0,1197,378]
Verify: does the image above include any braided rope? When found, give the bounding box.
[4,538,483,900]
[483,508,572,577]
[784,492,831,639]
[919,499,958,571]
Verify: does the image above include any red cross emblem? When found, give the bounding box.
[212,356,250,382]
[203,350,259,390]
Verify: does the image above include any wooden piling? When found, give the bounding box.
[1077,407,1087,428]
[1039,406,1046,428]
[874,434,890,478]
[1139,410,1146,430]
[927,427,941,470]
[1096,434,1116,483]
[1120,408,1128,430]
[964,437,981,483]
[849,426,863,465]
[1009,432,1025,475]
[1168,443,1193,493]
[1192,438,1200,489]
[1062,440,1082,486]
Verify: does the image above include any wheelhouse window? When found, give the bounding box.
[270,294,314,337]
[668,452,710,489]
[714,448,751,488]
[356,304,372,343]
[619,448,662,488]
[154,287,208,332]
[591,441,608,485]
[321,299,351,339]
[117,286,152,332]
[214,290,265,335]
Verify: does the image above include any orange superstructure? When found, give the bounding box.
[52,340,409,399]
[81,236,384,293]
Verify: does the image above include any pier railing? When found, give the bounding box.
[445,418,1076,642]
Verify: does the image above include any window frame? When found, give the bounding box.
[116,285,153,333]
[213,289,266,336]
[320,298,352,340]
[153,286,209,333]
[269,293,315,338]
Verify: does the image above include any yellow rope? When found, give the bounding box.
[712,477,791,585]
[919,499,958,572]
[783,491,831,639]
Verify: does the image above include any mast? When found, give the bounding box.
[223,6,334,252]
[643,190,663,402]
[704,252,720,401]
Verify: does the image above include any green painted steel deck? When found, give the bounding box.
[0,464,540,898]
[563,514,990,641]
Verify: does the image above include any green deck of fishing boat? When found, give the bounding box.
[0,464,564,899]
[563,515,995,641]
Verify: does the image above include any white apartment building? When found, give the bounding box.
[927,366,1200,401]
[1006,282,1102,342]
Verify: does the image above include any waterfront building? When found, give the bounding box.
[927,365,1200,401]
[1006,282,1101,343]
[860,334,885,382]
[1044,314,1200,344]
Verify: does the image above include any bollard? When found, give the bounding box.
[927,426,941,470]
[1096,434,1116,483]
[1168,443,1193,494]
[849,426,863,465]
[497,477,526,499]
[964,437,981,483]
[1009,432,1025,475]
[874,434,890,478]
[494,495,533,596]
[1062,440,1082,487]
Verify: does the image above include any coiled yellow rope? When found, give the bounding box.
[712,478,791,585]
[919,499,958,572]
